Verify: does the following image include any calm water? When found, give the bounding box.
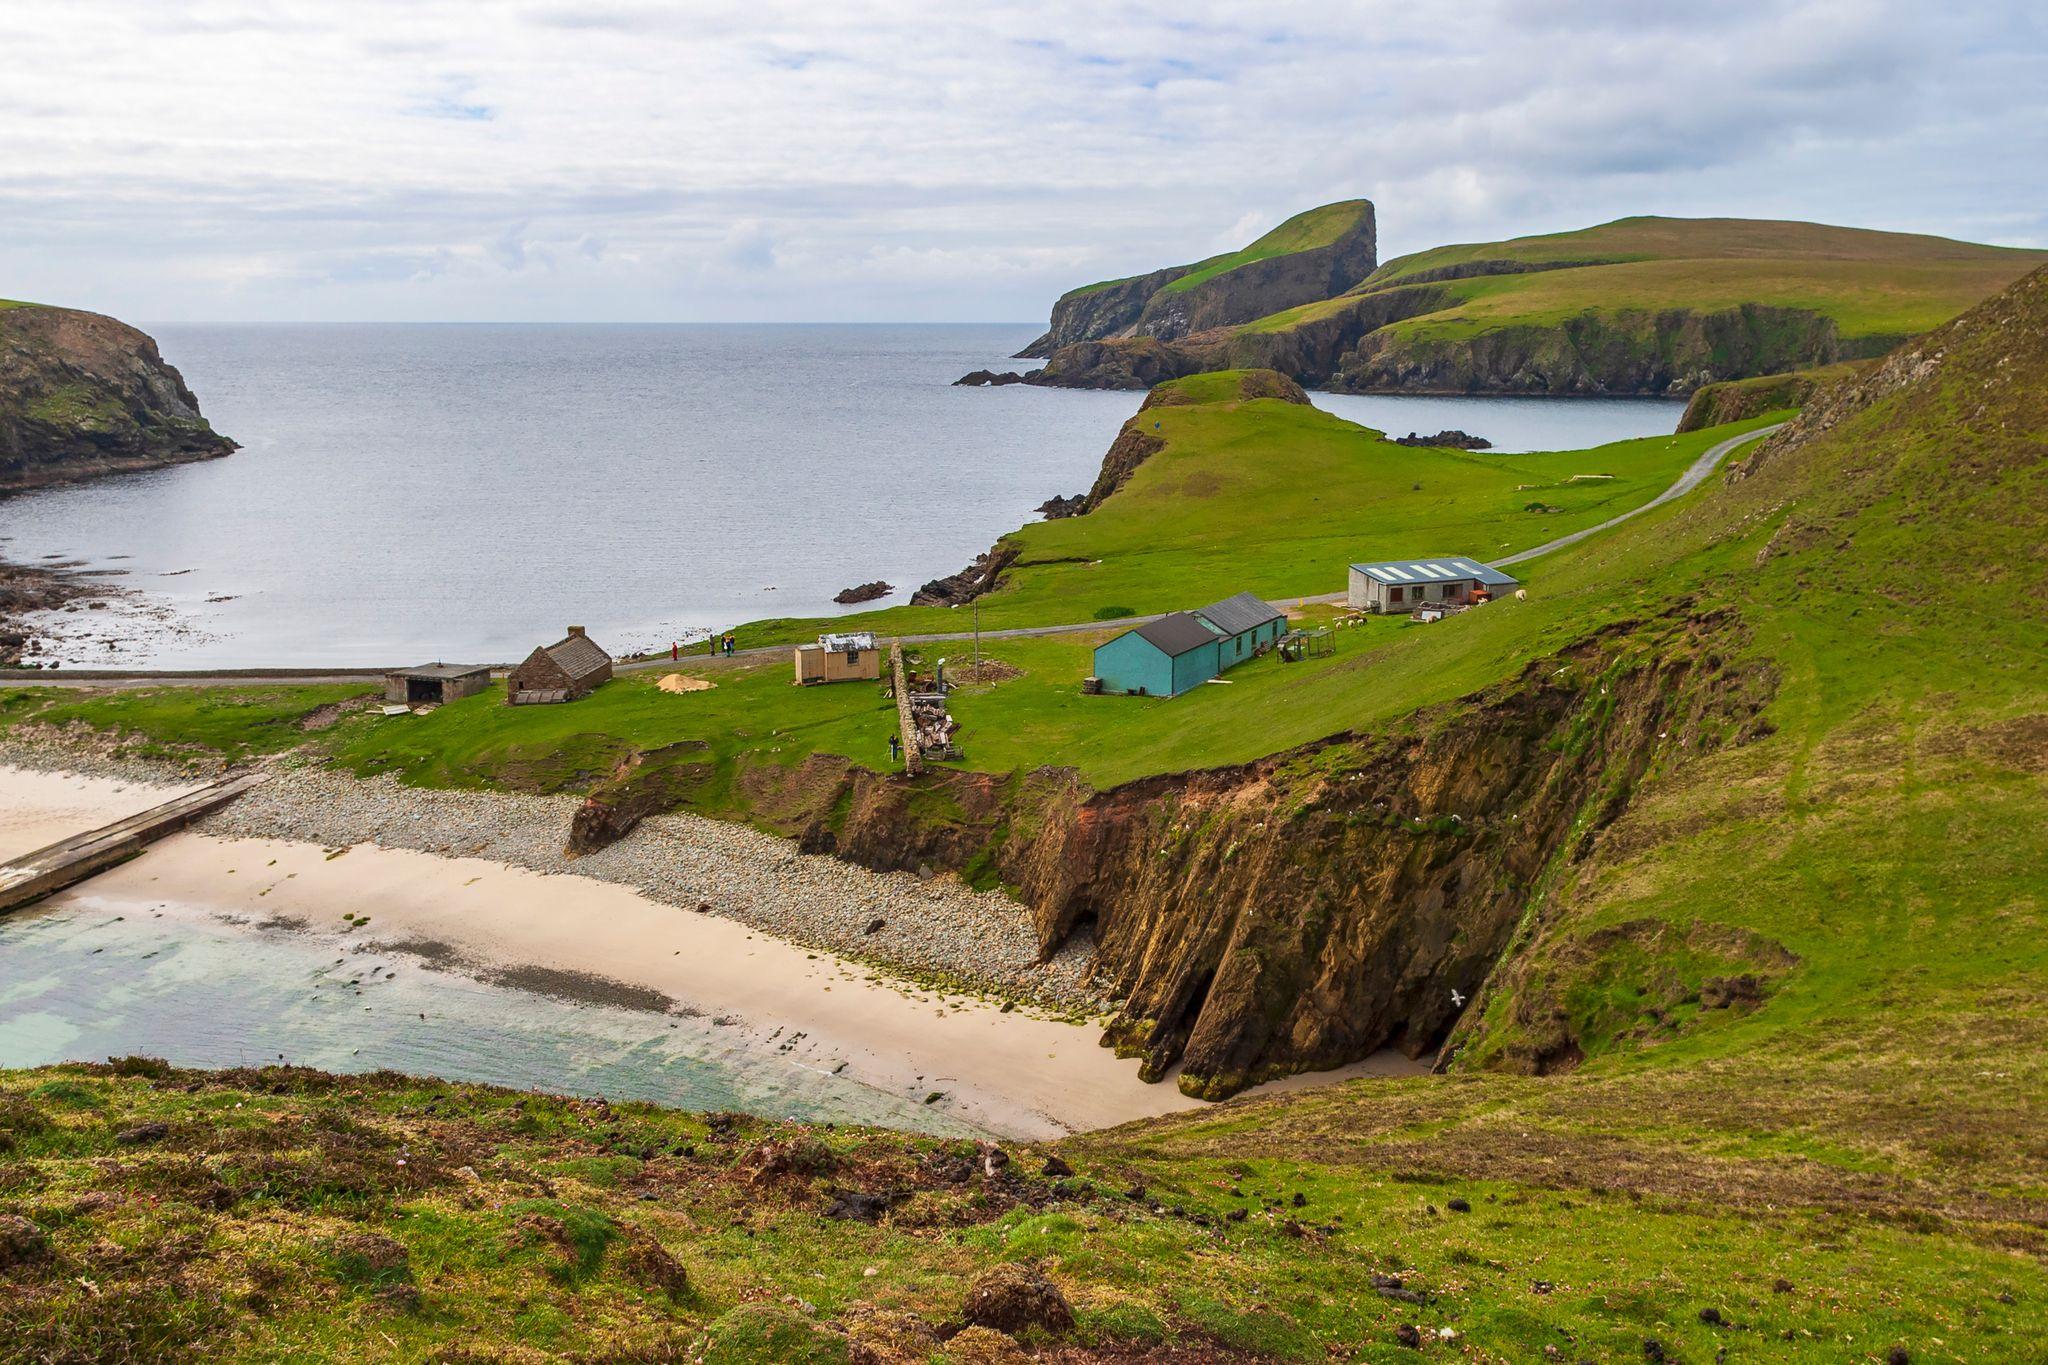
[1,325,1682,667]
[0,897,985,1135]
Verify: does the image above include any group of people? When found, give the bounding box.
[668,632,738,661]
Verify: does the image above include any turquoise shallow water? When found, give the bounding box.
[0,897,986,1136]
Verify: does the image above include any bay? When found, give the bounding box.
[1,325,1682,667]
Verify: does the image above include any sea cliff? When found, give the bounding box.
[0,302,235,492]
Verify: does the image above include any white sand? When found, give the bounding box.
[0,765,200,861]
[4,764,1425,1137]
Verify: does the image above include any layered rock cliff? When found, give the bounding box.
[1674,361,1865,432]
[1021,214,2042,394]
[0,303,235,492]
[1012,200,1377,359]
[763,607,1772,1099]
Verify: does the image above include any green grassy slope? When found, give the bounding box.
[0,392,1783,793]
[5,1061,2036,1363]
[1,272,2042,1361]
[751,372,1767,643]
[1068,201,1372,299]
[1329,216,2046,348]
[1158,200,1372,295]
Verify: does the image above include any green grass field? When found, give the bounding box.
[1064,200,1371,301]
[0,393,1785,794]
[745,380,1778,646]
[1157,200,1370,295]
[2,273,2043,1361]
[1237,216,2048,350]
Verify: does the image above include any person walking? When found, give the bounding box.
[888,733,901,764]
[670,641,678,662]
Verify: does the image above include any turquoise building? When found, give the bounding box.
[1092,592,1286,697]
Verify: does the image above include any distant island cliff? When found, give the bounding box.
[997,206,2048,396]
[0,301,236,493]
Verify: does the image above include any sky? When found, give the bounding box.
[2,0,2043,323]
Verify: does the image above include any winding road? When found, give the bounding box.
[4,424,1782,690]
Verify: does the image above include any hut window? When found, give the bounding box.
[1389,585,1403,604]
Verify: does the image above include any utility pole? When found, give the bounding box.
[973,599,981,677]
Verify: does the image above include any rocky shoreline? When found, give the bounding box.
[0,736,1108,1015]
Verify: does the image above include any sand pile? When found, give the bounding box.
[657,674,715,693]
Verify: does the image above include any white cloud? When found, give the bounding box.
[0,0,2038,321]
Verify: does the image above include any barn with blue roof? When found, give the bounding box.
[1091,591,1287,697]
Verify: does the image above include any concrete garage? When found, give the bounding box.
[383,663,491,706]
[1348,557,1519,614]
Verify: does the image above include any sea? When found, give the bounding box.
[1,324,1685,668]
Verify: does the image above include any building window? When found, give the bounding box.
[1389,585,1403,604]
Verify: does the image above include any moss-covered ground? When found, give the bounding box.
[1,1061,2036,1362]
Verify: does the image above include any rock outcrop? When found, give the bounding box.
[1014,200,1377,359]
[0,303,236,492]
[1392,429,1491,449]
[788,608,1773,1099]
[833,581,893,604]
[1675,361,1865,432]
[1327,303,1879,396]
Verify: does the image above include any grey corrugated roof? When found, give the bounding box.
[393,663,489,679]
[1196,591,1284,637]
[1130,612,1226,658]
[1350,557,1520,588]
[543,632,612,682]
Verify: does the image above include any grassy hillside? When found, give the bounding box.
[1,1060,2036,1363]
[1,271,2043,1360]
[0,388,1785,793]
[751,372,1771,642]
[1158,201,1372,295]
[1366,215,2042,281]
[1046,216,2047,395]
[1327,217,2047,355]
[1069,201,1373,299]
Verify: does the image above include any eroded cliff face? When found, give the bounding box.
[1017,267,1193,358]
[1330,304,1874,396]
[0,304,235,492]
[1028,291,1896,397]
[769,609,1772,1100]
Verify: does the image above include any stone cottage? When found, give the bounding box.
[507,626,613,704]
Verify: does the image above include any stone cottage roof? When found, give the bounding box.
[541,631,611,683]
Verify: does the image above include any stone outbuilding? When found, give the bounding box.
[507,626,613,705]
[384,663,491,707]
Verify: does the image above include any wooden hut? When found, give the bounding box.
[507,626,613,705]
[794,632,881,685]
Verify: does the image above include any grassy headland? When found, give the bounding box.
[2,268,2043,1360]
[1032,213,2048,395]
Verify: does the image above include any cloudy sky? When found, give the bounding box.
[2,0,2042,322]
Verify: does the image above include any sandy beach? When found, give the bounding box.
[0,764,1423,1137]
